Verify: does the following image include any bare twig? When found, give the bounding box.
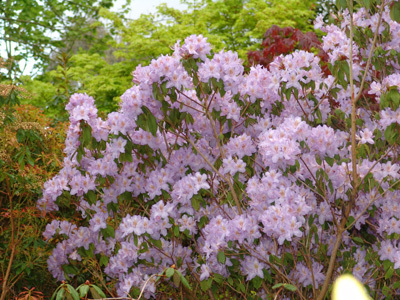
[316,2,386,299]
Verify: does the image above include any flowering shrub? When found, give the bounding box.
[40,3,400,299]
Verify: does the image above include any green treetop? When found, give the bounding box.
[0,0,115,79]
[22,0,319,117]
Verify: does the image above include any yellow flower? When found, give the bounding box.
[332,274,371,300]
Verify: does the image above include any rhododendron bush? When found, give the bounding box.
[39,2,400,299]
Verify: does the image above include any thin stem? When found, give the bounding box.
[350,0,385,193]
[348,0,359,204]
[86,259,116,297]
[179,80,243,214]
[206,109,224,158]
[137,274,158,300]
[185,138,243,214]
[0,179,17,300]
[186,263,215,300]
[354,2,385,104]
[316,3,386,299]
[202,99,244,214]
[316,225,346,300]
[298,157,339,228]
[346,178,400,230]
[242,243,307,300]
[85,297,133,300]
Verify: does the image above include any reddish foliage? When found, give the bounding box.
[248,25,330,75]
[15,287,44,300]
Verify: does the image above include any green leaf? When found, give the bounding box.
[272,283,297,292]
[26,152,35,166]
[66,285,80,300]
[390,1,400,22]
[173,271,181,287]
[283,284,297,292]
[382,285,391,297]
[385,267,394,280]
[51,285,63,300]
[351,236,364,245]
[62,264,78,275]
[284,87,292,100]
[252,276,262,289]
[393,281,400,289]
[86,190,97,205]
[381,87,400,110]
[81,123,92,148]
[152,238,162,249]
[217,251,226,264]
[383,259,393,271]
[283,252,294,266]
[177,270,191,290]
[119,151,133,163]
[269,254,282,264]
[56,288,65,300]
[264,270,273,284]
[185,112,194,125]
[360,0,371,10]
[340,61,350,82]
[17,150,25,168]
[99,255,109,267]
[346,216,355,228]
[384,123,400,145]
[76,147,84,163]
[198,215,209,229]
[200,278,213,291]
[77,243,95,258]
[101,225,115,239]
[315,155,322,165]
[176,257,183,268]
[238,283,246,293]
[213,273,224,284]
[141,106,158,136]
[174,225,180,237]
[77,285,90,297]
[16,129,25,143]
[272,283,285,289]
[165,267,175,278]
[336,0,348,9]
[191,196,200,211]
[90,285,106,298]
[325,156,334,167]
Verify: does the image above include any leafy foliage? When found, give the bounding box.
[247,25,329,74]
[21,52,124,120]
[0,0,115,78]
[22,0,321,117]
[0,71,66,298]
[107,0,318,63]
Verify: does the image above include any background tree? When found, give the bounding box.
[22,0,320,117]
[0,0,116,79]
[109,0,318,64]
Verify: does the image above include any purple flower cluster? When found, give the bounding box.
[38,5,400,298]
